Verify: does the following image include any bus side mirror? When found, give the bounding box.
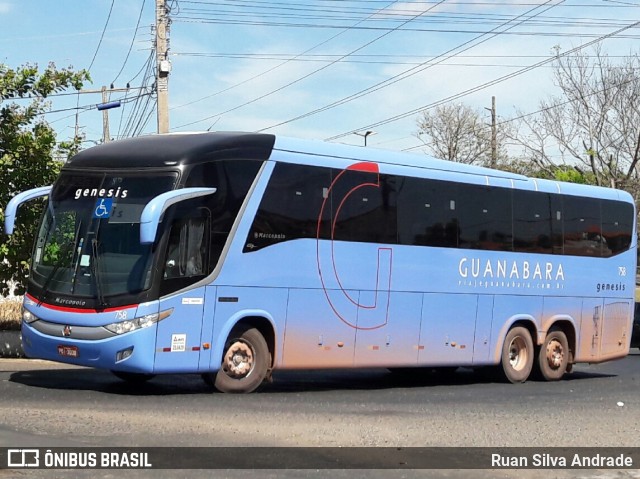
[139,187,216,244]
[4,186,52,235]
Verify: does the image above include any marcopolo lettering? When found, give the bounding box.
[74,187,128,200]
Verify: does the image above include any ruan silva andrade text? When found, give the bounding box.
[491,453,633,468]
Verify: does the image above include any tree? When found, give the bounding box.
[0,63,90,296]
[415,102,512,166]
[510,46,640,197]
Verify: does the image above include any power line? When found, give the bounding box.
[1,86,148,101]
[172,0,640,35]
[174,16,640,38]
[175,2,637,29]
[171,0,402,123]
[88,0,116,72]
[119,51,157,138]
[171,0,640,131]
[169,0,401,113]
[112,0,148,85]
[38,90,153,116]
[173,0,448,130]
[325,18,640,142]
[171,51,631,67]
[259,0,566,133]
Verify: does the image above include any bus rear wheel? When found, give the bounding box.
[210,326,269,394]
[501,326,534,383]
[535,328,569,381]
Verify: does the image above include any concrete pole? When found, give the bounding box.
[156,0,170,134]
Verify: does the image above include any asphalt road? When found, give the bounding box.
[1,352,640,479]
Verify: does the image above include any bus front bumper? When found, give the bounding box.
[21,321,158,373]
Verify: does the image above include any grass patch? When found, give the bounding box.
[0,299,22,331]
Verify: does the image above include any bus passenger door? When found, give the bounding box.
[154,287,206,372]
[153,211,210,373]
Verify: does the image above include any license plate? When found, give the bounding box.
[57,345,79,358]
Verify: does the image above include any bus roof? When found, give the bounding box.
[273,135,527,181]
[64,132,275,169]
[63,131,633,203]
[272,136,632,202]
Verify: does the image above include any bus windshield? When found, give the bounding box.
[30,172,178,304]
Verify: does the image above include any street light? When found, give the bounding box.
[353,130,376,146]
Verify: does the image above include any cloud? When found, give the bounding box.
[0,2,11,14]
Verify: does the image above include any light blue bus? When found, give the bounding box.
[4,132,637,393]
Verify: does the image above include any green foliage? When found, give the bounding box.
[0,63,90,100]
[494,159,599,186]
[0,63,90,296]
[552,167,596,185]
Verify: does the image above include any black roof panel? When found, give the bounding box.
[64,132,275,169]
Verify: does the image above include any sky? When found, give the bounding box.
[1,0,640,153]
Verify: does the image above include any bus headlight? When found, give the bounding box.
[104,308,173,335]
[22,309,39,324]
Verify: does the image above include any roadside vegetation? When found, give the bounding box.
[0,298,22,330]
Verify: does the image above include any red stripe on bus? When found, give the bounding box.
[347,162,379,173]
[25,294,138,314]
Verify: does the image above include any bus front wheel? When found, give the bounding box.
[501,326,534,383]
[210,326,270,394]
[535,328,569,381]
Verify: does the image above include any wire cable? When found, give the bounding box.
[325,18,640,142]
[259,0,565,133]
[112,0,148,85]
[88,0,116,71]
[170,0,404,119]
[173,0,447,130]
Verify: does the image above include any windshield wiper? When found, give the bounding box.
[91,238,107,310]
[70,221,84,294]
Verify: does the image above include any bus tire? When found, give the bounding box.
[111,371,155,383]
[535,328,569,381]
[212,326,269,394]
[500,326,534,383]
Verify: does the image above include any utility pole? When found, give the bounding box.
[156,0,171,134]
[75,86,129,142]
[101,86,111,142]
[489,96,497,168]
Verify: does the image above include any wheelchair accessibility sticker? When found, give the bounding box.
[93,198,113,218]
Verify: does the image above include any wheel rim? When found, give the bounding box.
[222,340,255,379]
[545,338,564,370]
[508,336,529,371]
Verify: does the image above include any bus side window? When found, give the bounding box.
[513,190,552,254]
[457,184,512,251]
[164,211,210,281]
[245,163,332,252]
[329,170,398,245]
[601,199,634,257]
[397,177,459,248]
[563,196,604,257]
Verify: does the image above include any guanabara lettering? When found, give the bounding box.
[458,257,565,281]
